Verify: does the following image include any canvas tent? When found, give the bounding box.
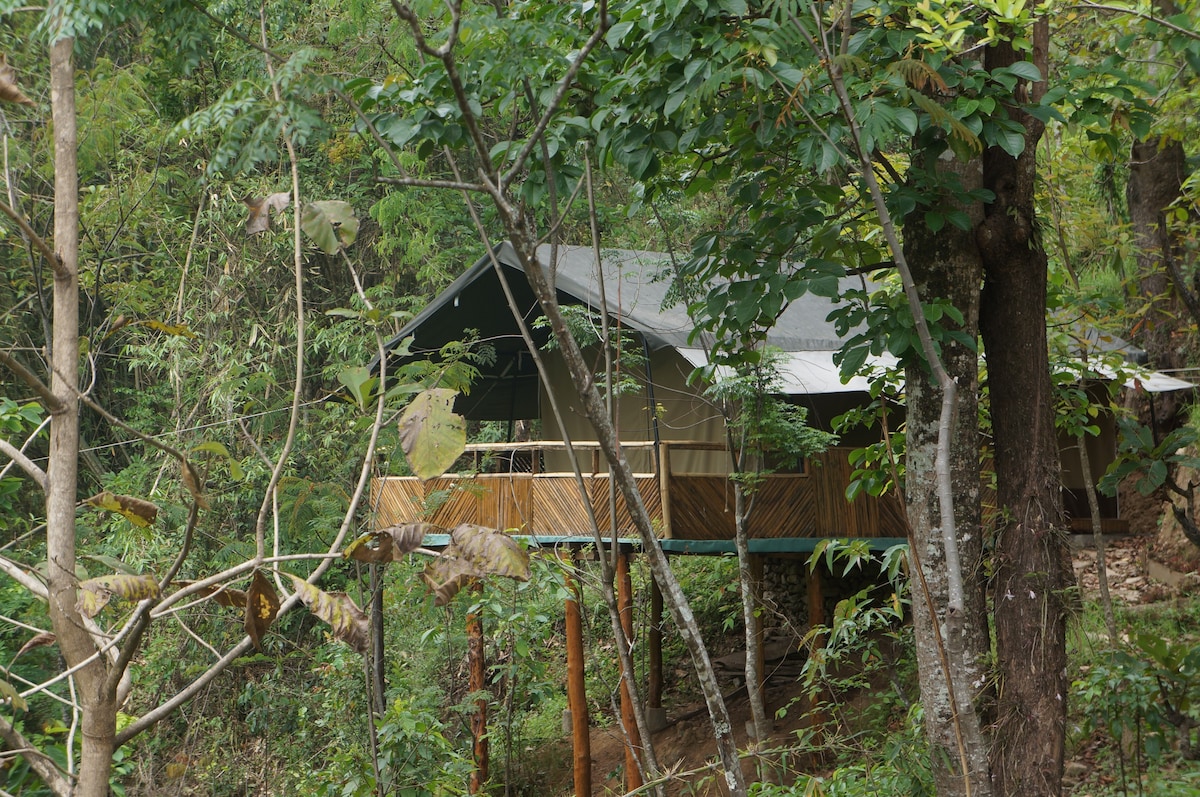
[374,241,1192,538]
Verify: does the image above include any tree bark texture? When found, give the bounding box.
[903,152,993,797]
[48,31,120,797]
[978,27,1069,797]
[1128,137,1192,425]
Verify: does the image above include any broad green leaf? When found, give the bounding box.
[193,441,244,481]
[85,491,158,527]
[301,200,359,255]
[337,366,377,411]
[81,553,137,575]
[244,570,279,653]
[287,574,370,654]
[77,574,161,617]
[399,388,466,481]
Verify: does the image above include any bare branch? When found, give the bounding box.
[0,349,62,413]
[376,175,488,192]
[0,196,65,280]
[0,714,70,796]
[0,436,46,489]
[1073,1,1200,40]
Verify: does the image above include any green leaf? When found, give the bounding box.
[300,200,359,255]
[338,366,377,411]
[398,388,467,481]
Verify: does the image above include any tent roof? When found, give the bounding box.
[381,242,1194,404]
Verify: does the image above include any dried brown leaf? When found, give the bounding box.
[181,460,210,509]
[343,523,434,563]
[287,575,370,654]
[0,55,34,106]
[244,570,280,653]
[243,191,291,235]
[12,631,55,664]
[172,581,247,609]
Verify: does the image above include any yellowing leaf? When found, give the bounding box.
[398,388,466,481]
[243,191,291,236]
[287,575,370,654]
[0,54,34,106]
[77,574,161,618]
[0,678,27,712]
[244,570,280,653]
[343,523,433,563]
[141,320,197,338]
[86,491,159,527]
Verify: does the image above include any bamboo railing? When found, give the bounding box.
[370,442,907,540]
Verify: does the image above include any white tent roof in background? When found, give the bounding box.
[679,348,900,395]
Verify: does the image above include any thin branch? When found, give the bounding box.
[0,349,62,413]
[0,196,64,280]
[1073,1,1200,40]
[0,714,70,797]
[376,175,488,191]
[0,437,46,489]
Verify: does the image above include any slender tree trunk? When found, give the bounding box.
[46,30,120,797]
[1128,137,1192,425]
[978,25,1068,797]
[903,153,993,797]
[735,482,771,744]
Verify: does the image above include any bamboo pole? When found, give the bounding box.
[467,588,488,793]
[617,552,643,793]
[562,553,592,797]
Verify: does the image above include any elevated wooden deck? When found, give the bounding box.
[371,442,908,541]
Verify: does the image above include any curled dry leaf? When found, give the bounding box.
[0,54,34,106]
[181,460,210,509]
[343,522,434,563]
[244,570,280,653]
[420,558,477,607]
[86,491,159,527]
[77,574,161,618]
[243,191,291,236]
[446,523,531,581]
[287,574,370,654]
[12,631,55,665]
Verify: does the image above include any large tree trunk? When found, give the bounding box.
[47,30,120,797]
[978,25,1068,797]
[903,154,993,797]
[1128,137,1192,425]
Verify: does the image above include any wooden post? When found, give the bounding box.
[648,564,664,712]
[751,553,767,701]
[617,552,643,793]
[805,561,828,760]
[562,553,591,797]
[467,587,488,793]
[658,442,673,538]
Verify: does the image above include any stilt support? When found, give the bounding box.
[562,552,592,797]
[467,586,488,793]
[617,551,643,793]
